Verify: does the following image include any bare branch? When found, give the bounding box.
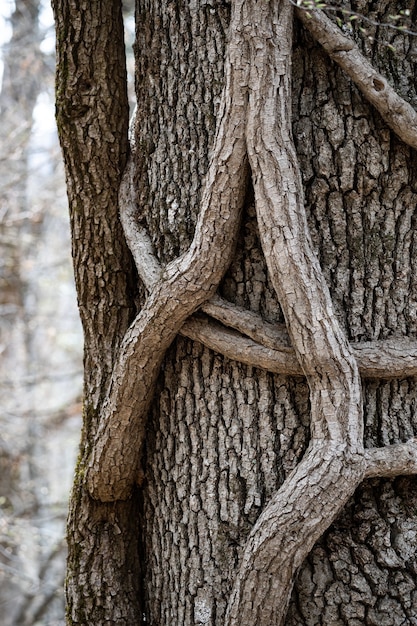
[182,316,417,379]
[180,316,302,376]
[364,439,417,479]
[292,2,417,38]
[201,295,290,350]
[118,155,162,290]
[296,7,417,150]
[354,339,417,379]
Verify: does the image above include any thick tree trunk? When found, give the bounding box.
[135,1,417,624]
[53,0,417,624]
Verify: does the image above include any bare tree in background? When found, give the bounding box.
[53,0,417,624]
[0,1,83,624]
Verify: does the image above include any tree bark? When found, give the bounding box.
[53,0,417,623]
[52,0,143,622]
[136,1,417,624]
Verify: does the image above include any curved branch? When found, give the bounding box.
[119,157,417,381]
[296,7,417,150]
[118,155,163,290]
[86,2,251,501]
[202,294,290,350]
[226,2,365,623]
[120,113,417,383]
[181,315,302,375]
[181,316,417,379]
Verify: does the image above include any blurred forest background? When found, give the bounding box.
[0,1,134,624]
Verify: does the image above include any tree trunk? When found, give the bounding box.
[52,1,143,623]
[53,0,417,624]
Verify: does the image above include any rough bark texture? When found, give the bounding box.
[86,0,250,499]
[135,1,417,624]
[54,0,417,623]
[52,1,143,623]
[286,4,417,623]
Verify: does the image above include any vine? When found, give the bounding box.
[82,0,417,623]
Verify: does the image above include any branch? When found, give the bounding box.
[119,158,417,381]
[226,2,365,624]
[181,316,417,379]
[202,294,290,350]
[86,0,251,502]
[354,339,417,379]
[364,439,417,479]
[180,315,302,375]
[118,155,162,290]
[291,2,417,38]
[296,7,417,150]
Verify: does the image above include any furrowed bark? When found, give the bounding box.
[53,0,135,402]
[54,0,417,623]
[52,1,144,622]
[86,0,250,501]
[226,2,365,623]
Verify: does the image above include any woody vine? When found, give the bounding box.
[54,1,417,624]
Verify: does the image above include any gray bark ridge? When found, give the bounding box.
[87,0,417,622]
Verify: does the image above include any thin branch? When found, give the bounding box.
[201,295,290,350]
[181,316,417,379]
[180,316,302,376]
[118,155,162,289]
[364,439,417,479]
[296,7,417,150]
[291,2,417,38]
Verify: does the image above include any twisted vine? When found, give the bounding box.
[86,0,417,622]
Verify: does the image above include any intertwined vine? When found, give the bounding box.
[84,2,417,623]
